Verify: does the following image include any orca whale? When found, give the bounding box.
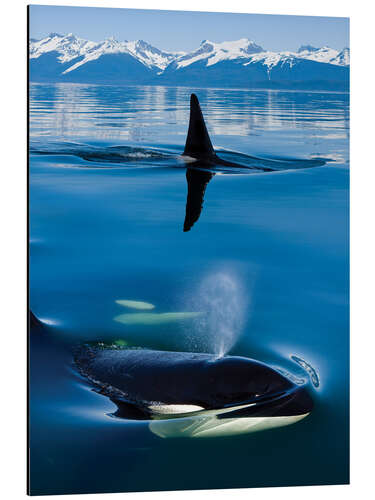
[181,93,327,231]
[182,94,261,231]
[74,346,313,437]
[29,307,314,438]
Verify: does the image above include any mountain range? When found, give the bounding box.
[29,33,350,91]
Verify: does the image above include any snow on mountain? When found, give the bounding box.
[242,47,350,72]
[244,51,297,70]
[29,33,98,63]
[332,48,350,66]
[63,37,179,73]
[29,33,180,72]
[29,34,349,89]
[297,45,350,66]
[124,39,183,72]
[159,40,349,90]
[174,38,264,69]
[172,41,349,71]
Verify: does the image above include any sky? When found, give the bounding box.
[29,5,349,52]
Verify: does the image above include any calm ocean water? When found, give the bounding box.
[29,83,349,494]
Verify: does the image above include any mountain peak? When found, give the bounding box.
[238,37,254,44]
[296,45,349,65]
[298,44,319,53]
[63,33,76,39]
[48,32,63,38]
[135,39,153,49]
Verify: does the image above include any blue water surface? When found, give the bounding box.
[29,83,349,495]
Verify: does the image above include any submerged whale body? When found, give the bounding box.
[74,346,313,435]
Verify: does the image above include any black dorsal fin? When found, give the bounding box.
[183,94,215,159]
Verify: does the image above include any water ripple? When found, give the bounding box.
[30,140,328,173]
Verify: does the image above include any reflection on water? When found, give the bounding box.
[182,154,326,231]
[29,83,349,495]
[184,168,215,231]
[30,138,328,232]
[29,83,349,142]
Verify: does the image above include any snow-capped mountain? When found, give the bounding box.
[168,39,349,71]
[173,38,264,69]
[297,45,350,66]
[160,39,349,90]
[29,33,349,90]
[29,33,180,72]
[30,33,98,64]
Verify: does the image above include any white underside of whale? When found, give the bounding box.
[148,410,310,438]
[147,401,257,417]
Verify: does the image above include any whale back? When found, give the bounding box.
[74,347,295,411]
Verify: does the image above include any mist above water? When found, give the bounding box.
[186,271,248,356]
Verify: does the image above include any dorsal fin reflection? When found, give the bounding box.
[183,168,215,232]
